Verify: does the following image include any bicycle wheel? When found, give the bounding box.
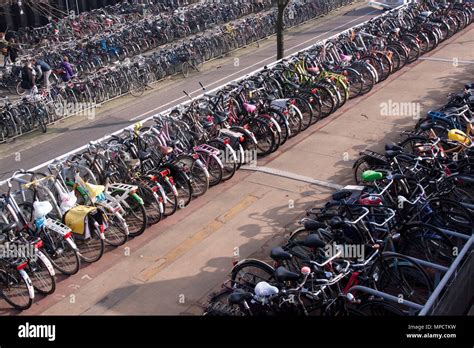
[370,252,433,305]
[175,155,209,198]
[399,224,454,268]
[344,68,364,99]
[73,228,104,263]
[0,265,34,310]
[135,183,162,225]
[286,104,303,138]
[102,211,129,247]
[268,111,289,146]
[208,141,237,182]
[314,85,335,118]
[34,108,48,133]
[182,62,190,78]
[26,250,56,295]
[198,152,223,187]
[292,96,313,131]
[402,36,421,63]
[351,62,375,95]
[230,259,276,290]
[357,300,406,316]
[288,225,332,244]
[130,78,145,97]
[204,288,246,316]
[424,198,473,235]
[171,170,193,208]
[114,194,148,238]
[248,118,276,157]
[16,81,26,96]
[157,180,178,217]
[41,229,81,276]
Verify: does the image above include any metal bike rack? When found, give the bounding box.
[345,232,473,315]
[419,234,474,316]
[347,285,425,311]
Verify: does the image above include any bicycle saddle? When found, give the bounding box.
[270,247,292,261]
[339,53,352,62]
[302,234,326,249]
[307,66,320,73]
[275,266,300,282]
[331,190,352,201]
[243,103,257,114]
[159,145,173,155]
[0,222,17,234]
[328,216,347,228]
[384,143,403,152]
[303,219,326,230]
[228,290,253,305]
[213,111,228,124]
[385,149,402,158]
[418,121,435,131]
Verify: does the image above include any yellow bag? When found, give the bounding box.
[85,182,105,201]
[64,205,97,239]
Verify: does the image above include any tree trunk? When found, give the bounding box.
[276,4,285,60]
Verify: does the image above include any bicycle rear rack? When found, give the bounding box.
[108,183,138,193]
[194,144,221,156]
[43,218,72,236]
[360,149,386,161]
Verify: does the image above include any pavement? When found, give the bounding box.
[0,20,470,315]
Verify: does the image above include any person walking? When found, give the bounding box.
[0,33,9,66]
[32,58,52,90]
[20,60,36,96]
[7,38,19,64]
[60,56,75,82]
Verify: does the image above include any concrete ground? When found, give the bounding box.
[1,24,471,315]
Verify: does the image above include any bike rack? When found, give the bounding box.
[345,232,473,315]
[347,285,424,311]
[419,234,474,316]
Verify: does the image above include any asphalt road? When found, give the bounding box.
[0,3,382,180]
